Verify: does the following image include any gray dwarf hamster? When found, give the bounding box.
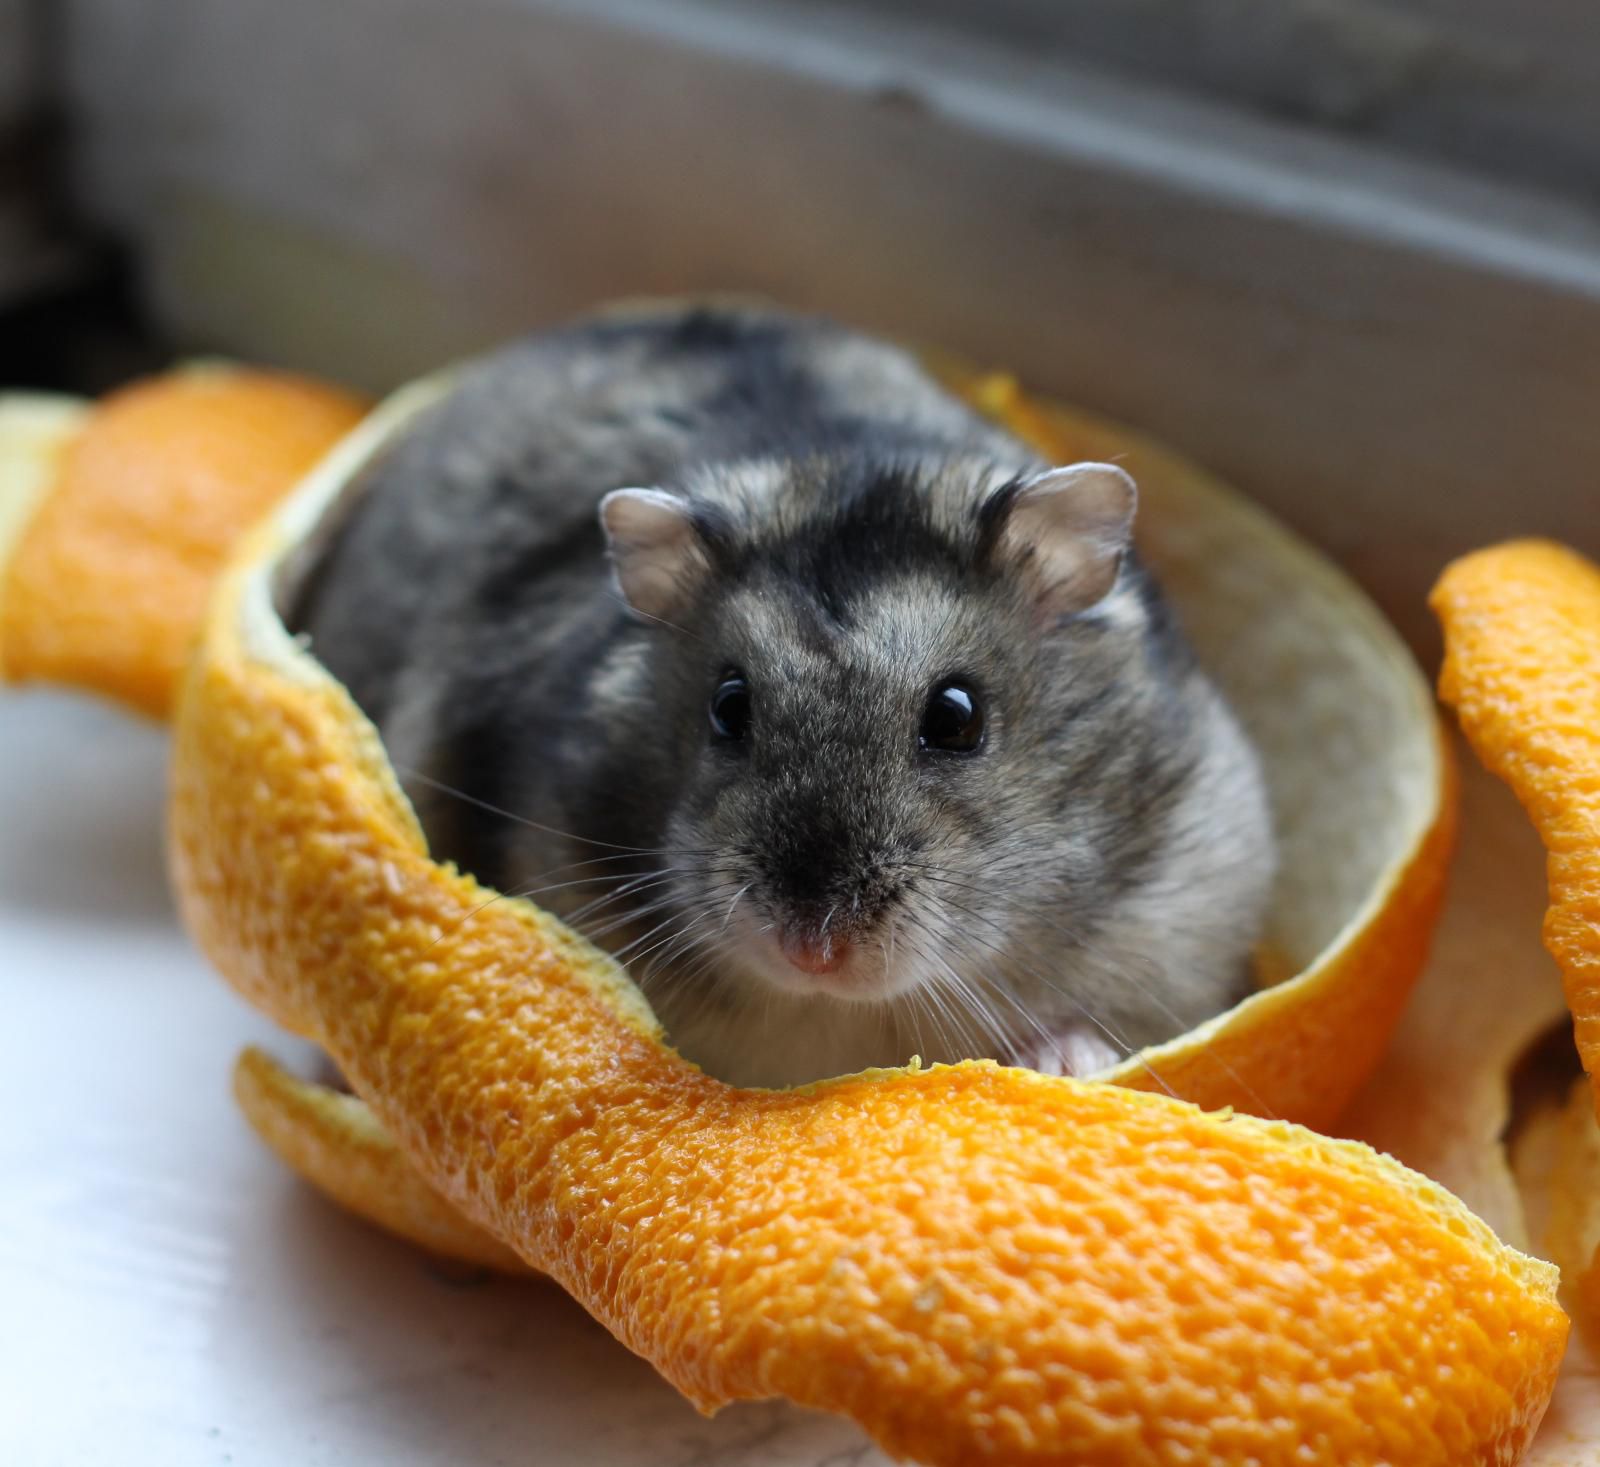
[290,302,1275,1090]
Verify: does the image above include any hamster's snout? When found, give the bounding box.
[725,848,918,1000]
[731,791,915,994]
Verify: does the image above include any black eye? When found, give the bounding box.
[920,681,985,754]
[709,673,751,742]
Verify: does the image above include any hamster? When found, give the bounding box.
[290,302,1275,1090]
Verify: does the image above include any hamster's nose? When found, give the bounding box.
[779,929,850,976]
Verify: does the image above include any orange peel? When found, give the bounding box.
[1433,541,1600,1098]
[0,366,367,717]
[1340,755,1570,1247]
[171,523,1563,1462]
[1433,540,1600,1351]
[222,363,1462,1279]
[6,349,1550,1464]
[233,1045,527,1274]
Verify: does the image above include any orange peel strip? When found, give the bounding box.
[1505,1064,1600,1466]
[1433,542,1600,1100]
[1339,756,1568,1247]
[233,1045,529,1274]
[1434,539,1600,1343]
[0,395,87,580]
[146,380,1563,1465]
[0,366,367,717]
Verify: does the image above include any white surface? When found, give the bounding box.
[0,690,887,1466]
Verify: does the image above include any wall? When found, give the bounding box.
[54,0,1600,648]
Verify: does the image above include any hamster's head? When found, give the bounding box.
[596,454,1274,1082]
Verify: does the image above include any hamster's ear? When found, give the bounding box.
[987,462,1137,620]
[599,487,709,623]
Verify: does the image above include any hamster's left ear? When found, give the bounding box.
[985,462,1137,619]
[599,487,709,623]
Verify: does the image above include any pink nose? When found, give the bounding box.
[780,931,849,975]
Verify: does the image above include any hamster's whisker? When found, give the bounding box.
[921,897,1190,1103]
[565,871,683,927]
[913,868,1277,1118]
[902,865,1029,908]
[566,893,679,943]
[421,869,650,950]
[916,887,1124,1046]
[508,849,686,891]
[649,938,727,994]
[497,867,674,908]
[717,883,753,938]
[647,938,732,992]
[622,894,730,974]
[432,867,676,948]
[605,909,693,964]
[638,909,719,981]
[910,880,1132,1055]
[895,927,986,1058]
[896,986,937,1064]
[931,974,995,1056]
[581,894,687,948]
[398,765,695,855]
[929,937,1060,1061]
[961,953,1089,1066]
[575,885,685,939]
[899,916,1017,1058]
[934,974,991,1057]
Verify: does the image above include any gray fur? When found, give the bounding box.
[291,302,1275,1089]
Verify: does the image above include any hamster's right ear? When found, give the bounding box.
[984,463,1137,622]
[599,488,709,623]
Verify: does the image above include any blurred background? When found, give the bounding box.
[3,0,1599,629]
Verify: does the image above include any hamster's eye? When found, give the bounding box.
[920,681,985,754]
[709,673,751,742]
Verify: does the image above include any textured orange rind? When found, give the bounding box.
[0,394,89,675]
[234,1046,528,1274]
[146,375,1561,1465]
[1434,542,1600,1093]
[0,366,367,717]
[1434,539,1600,1342]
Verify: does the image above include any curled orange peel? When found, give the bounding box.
[0,368,368,717]
[4,355,1566,1464]
[172,527,1562,1462]
[1433,542,1600,1095]
[1433,540,1600,1342]
[233,1045,527,1274]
